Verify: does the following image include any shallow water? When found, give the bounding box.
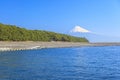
[0,46,120,80]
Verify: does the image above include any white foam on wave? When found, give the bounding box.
[0,48,11,51]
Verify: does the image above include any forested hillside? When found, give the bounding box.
[0,23,89,42]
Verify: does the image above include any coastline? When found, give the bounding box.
[0,41,120,51]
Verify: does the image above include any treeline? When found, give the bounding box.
[0,23,89,42]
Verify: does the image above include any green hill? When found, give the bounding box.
[0,23,89,42]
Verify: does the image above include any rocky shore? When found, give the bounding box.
[0,41,120,51]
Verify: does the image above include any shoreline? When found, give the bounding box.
[0,41,120,51]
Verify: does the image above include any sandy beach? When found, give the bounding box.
[0,41,120,51]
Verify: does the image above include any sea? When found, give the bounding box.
[0,46,120,80]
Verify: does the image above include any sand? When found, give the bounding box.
[0,41,120,51]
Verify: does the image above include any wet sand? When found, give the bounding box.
[0,41,120,51]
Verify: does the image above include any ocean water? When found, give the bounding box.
[0,46,120,80]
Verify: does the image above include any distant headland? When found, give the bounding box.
[1,23,120,51]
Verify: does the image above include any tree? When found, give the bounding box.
[0,23,89,42]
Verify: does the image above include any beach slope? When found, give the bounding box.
[0,42,120,51]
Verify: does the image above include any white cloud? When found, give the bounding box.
[71,26,90,33]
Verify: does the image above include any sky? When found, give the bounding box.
[0,0,120,42]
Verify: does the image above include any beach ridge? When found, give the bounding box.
[0,42,120,51]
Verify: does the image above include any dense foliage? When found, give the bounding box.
[0,23,89,42]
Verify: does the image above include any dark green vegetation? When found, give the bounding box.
[0,23,88,42]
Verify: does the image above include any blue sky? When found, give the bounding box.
[0,0,120,42]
